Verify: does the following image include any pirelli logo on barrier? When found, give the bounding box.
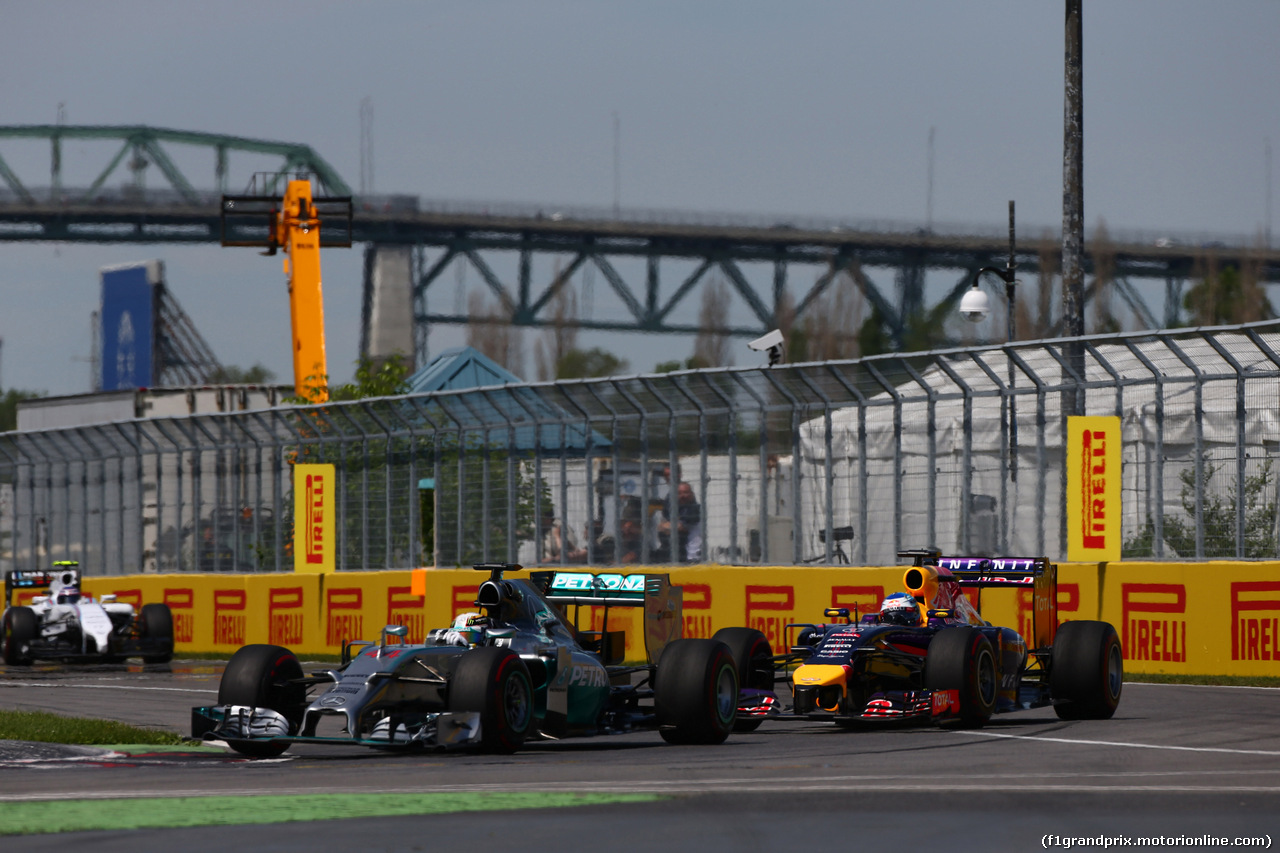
[164,588,195,644]
[1067,416,1121,562]
[213,588,247,646]
[745,585,795,651]
[682,583,712,638]
[294,464,335,574]
[387,586,426,643]
[1232,581,1280,661]
[830,586,885,624]
[1122,583,1186,663]
[269,586,305,647]
[326,587,364,647]
[450,585,481,622]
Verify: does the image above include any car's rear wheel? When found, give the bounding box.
[1051,620,1123,720]
[448,646,533,754]
[1,607,37,666]
[711,627,774,732]
[218,644,306,758]
[140,603,175,664]
[655,639,737,744]
[924,626,997,728]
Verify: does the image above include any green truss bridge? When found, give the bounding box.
[2,124,1277,364]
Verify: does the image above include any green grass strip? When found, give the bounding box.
[0,792,664,836]
[0,709,188,746]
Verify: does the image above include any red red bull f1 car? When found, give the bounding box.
[718,549,1122,729]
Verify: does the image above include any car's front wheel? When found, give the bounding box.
[654,639,737,744]
[139,603,175,664]
[218,644,306,758]
[711,627,774,732]
[448,646,533,754]
[924,626,997,728]
[1,607,37,666]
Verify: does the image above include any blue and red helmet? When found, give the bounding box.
[880,592,922,626]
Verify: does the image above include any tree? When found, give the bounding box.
[0,388,43,432]
[1090,220,1123,335]
[692,276,733,367]
[466,290,525,374]
[1124,457,1277,559]
[556,347,628,379]
[207,364,276,384]
[1183,258,1275,326]
[654,356,710,373]
[327,354,412,401]
[800,269,862,361]
[534,271,579,381]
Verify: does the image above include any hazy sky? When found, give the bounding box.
[3,1,1279,396]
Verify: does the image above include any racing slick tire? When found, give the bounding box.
[712,627,774,732]
[924,626,997,728]
[1050,620,1123,720]
[2,606,38,666]
[448,646,534,754]
[139,603,175,664]
[654,639,737,745]
[218,644,307,758]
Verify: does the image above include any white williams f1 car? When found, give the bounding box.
[1,562,175,665]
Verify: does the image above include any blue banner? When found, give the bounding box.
[99,263,157,390]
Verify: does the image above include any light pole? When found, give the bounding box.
[960,200,1019,482]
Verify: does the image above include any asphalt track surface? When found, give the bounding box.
[1,660,1277,851]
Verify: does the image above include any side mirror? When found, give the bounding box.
[378,624,409,655]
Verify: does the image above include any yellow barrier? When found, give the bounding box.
[79,561,1280,677]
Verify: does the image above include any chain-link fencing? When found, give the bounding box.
[2,321,1278,576]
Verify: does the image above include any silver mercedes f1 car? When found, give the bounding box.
[193,563,739,756]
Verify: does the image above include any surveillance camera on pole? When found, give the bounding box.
[747,329,785,366]
[959,285,991,323]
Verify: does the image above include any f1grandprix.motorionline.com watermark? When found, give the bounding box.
[1043,836,1271,849]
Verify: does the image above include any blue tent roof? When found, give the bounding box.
[407,346,524,394]
[406,347,609,454]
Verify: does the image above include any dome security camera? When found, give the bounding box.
[959,286,991,323]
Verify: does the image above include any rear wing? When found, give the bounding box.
[543,571,683,665]
[4,563,81,608]
[898,550,1057,650]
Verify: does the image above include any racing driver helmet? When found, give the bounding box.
[879,592,922,626]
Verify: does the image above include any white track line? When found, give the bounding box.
[7,778,1280,802]
[955,729,1280,756]
[0,681,216,694]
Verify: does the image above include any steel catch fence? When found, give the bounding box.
[2,321,1278,576]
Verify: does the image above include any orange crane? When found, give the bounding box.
[221,174,352,402]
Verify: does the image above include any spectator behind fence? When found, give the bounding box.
[590,500,645,564]
[540,507,584,564]
[658,481,703,563]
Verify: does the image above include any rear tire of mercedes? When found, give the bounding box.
[924,626,997,728]
[140,603,175,664]
[448,646,534,754]
[217,644,306,758]
[711,627,773,732]
[1051,620,1123,720]
[1,607,37,666]
[655,639,738,745]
